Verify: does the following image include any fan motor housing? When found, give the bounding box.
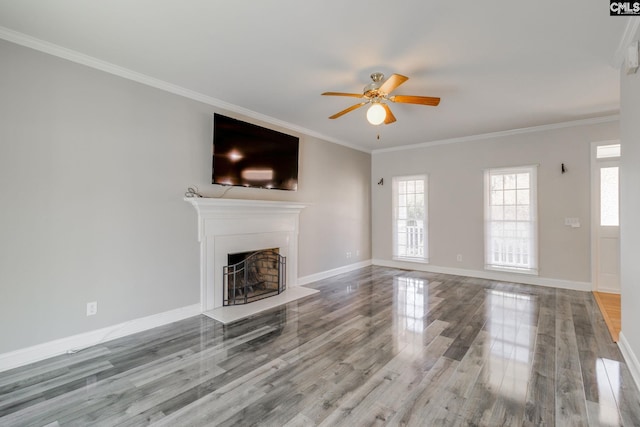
[363,72,385,98]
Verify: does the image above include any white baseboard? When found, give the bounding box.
[618,332,640,393]
[297,259,373,286]
[594,287,621,295]
[0,260,595,374]
[0,304,201,373]
[371,259,592,292]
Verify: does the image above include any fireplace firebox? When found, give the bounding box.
[223,249,286,306]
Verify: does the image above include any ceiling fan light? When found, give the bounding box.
[366,103,386,125]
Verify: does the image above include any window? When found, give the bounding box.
[484,166,538,274]
[596,144,621,159]
[392,175,428,262]
[596,143,620,227]
[600,167,619,226]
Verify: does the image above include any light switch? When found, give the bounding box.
[564,217,580,228]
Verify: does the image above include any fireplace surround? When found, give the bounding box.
[185,197,315,321]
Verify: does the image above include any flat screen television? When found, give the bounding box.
[212,114,299,191]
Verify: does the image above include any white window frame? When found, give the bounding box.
[484,165,538,275]
[392,175,428,263]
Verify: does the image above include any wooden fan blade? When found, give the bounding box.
[321,92,365,98]
[379,74,408,94]
[382,104,396,124]
[329,102,367,119]
[390,95,441,106]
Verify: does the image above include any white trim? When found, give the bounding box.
[183,197,309,242]
[392,175,429,262]
[371,259,591,292]
[591,141,598,292]
[484,165,539,274]
[184,197,307,311]
[485,265,538,276]
[372,115,620,154]
[0,256,373,372]
[393,257,430,264]
[613,18,640,68]
[297,260,372,286]
[0,304,200,373]
[0,26,370,154]
[590,141,622,293]
[618,332,640,394]
[0,26,621,156]
[594,287,621,295]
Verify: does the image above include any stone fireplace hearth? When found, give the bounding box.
[185,197,318,323]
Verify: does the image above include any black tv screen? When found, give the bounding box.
[212,114,299,191]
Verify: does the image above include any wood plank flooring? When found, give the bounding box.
[593,291,621,342]
[1,266,639,426]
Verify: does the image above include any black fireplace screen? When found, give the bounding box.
[223,249,286,306]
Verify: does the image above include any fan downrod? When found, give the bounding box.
[370,72,384,82]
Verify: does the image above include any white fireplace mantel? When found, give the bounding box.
[184,197,308,313]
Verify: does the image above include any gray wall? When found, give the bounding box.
[372,121,619,284]
[620,31,640,371]
[0,39,371,354]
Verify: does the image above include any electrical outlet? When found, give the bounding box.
[456,254,463,262]
[86,301,97,316]
[346,252,352,259]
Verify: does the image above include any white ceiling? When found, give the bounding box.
[0,1,631,152]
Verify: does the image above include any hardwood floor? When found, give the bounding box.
[1,266,639,426]
[593,291,622,342]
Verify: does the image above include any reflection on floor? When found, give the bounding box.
[1,267,639,426]
[594,291,621,342]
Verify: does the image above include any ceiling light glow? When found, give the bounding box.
[366,103,386,125]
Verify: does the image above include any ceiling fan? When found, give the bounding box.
[322,72,440,125]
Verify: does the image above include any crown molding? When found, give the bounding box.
[0,26,371,154]
[0,25,622,157]
[372,115,620,154]
[613,17,640,68]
